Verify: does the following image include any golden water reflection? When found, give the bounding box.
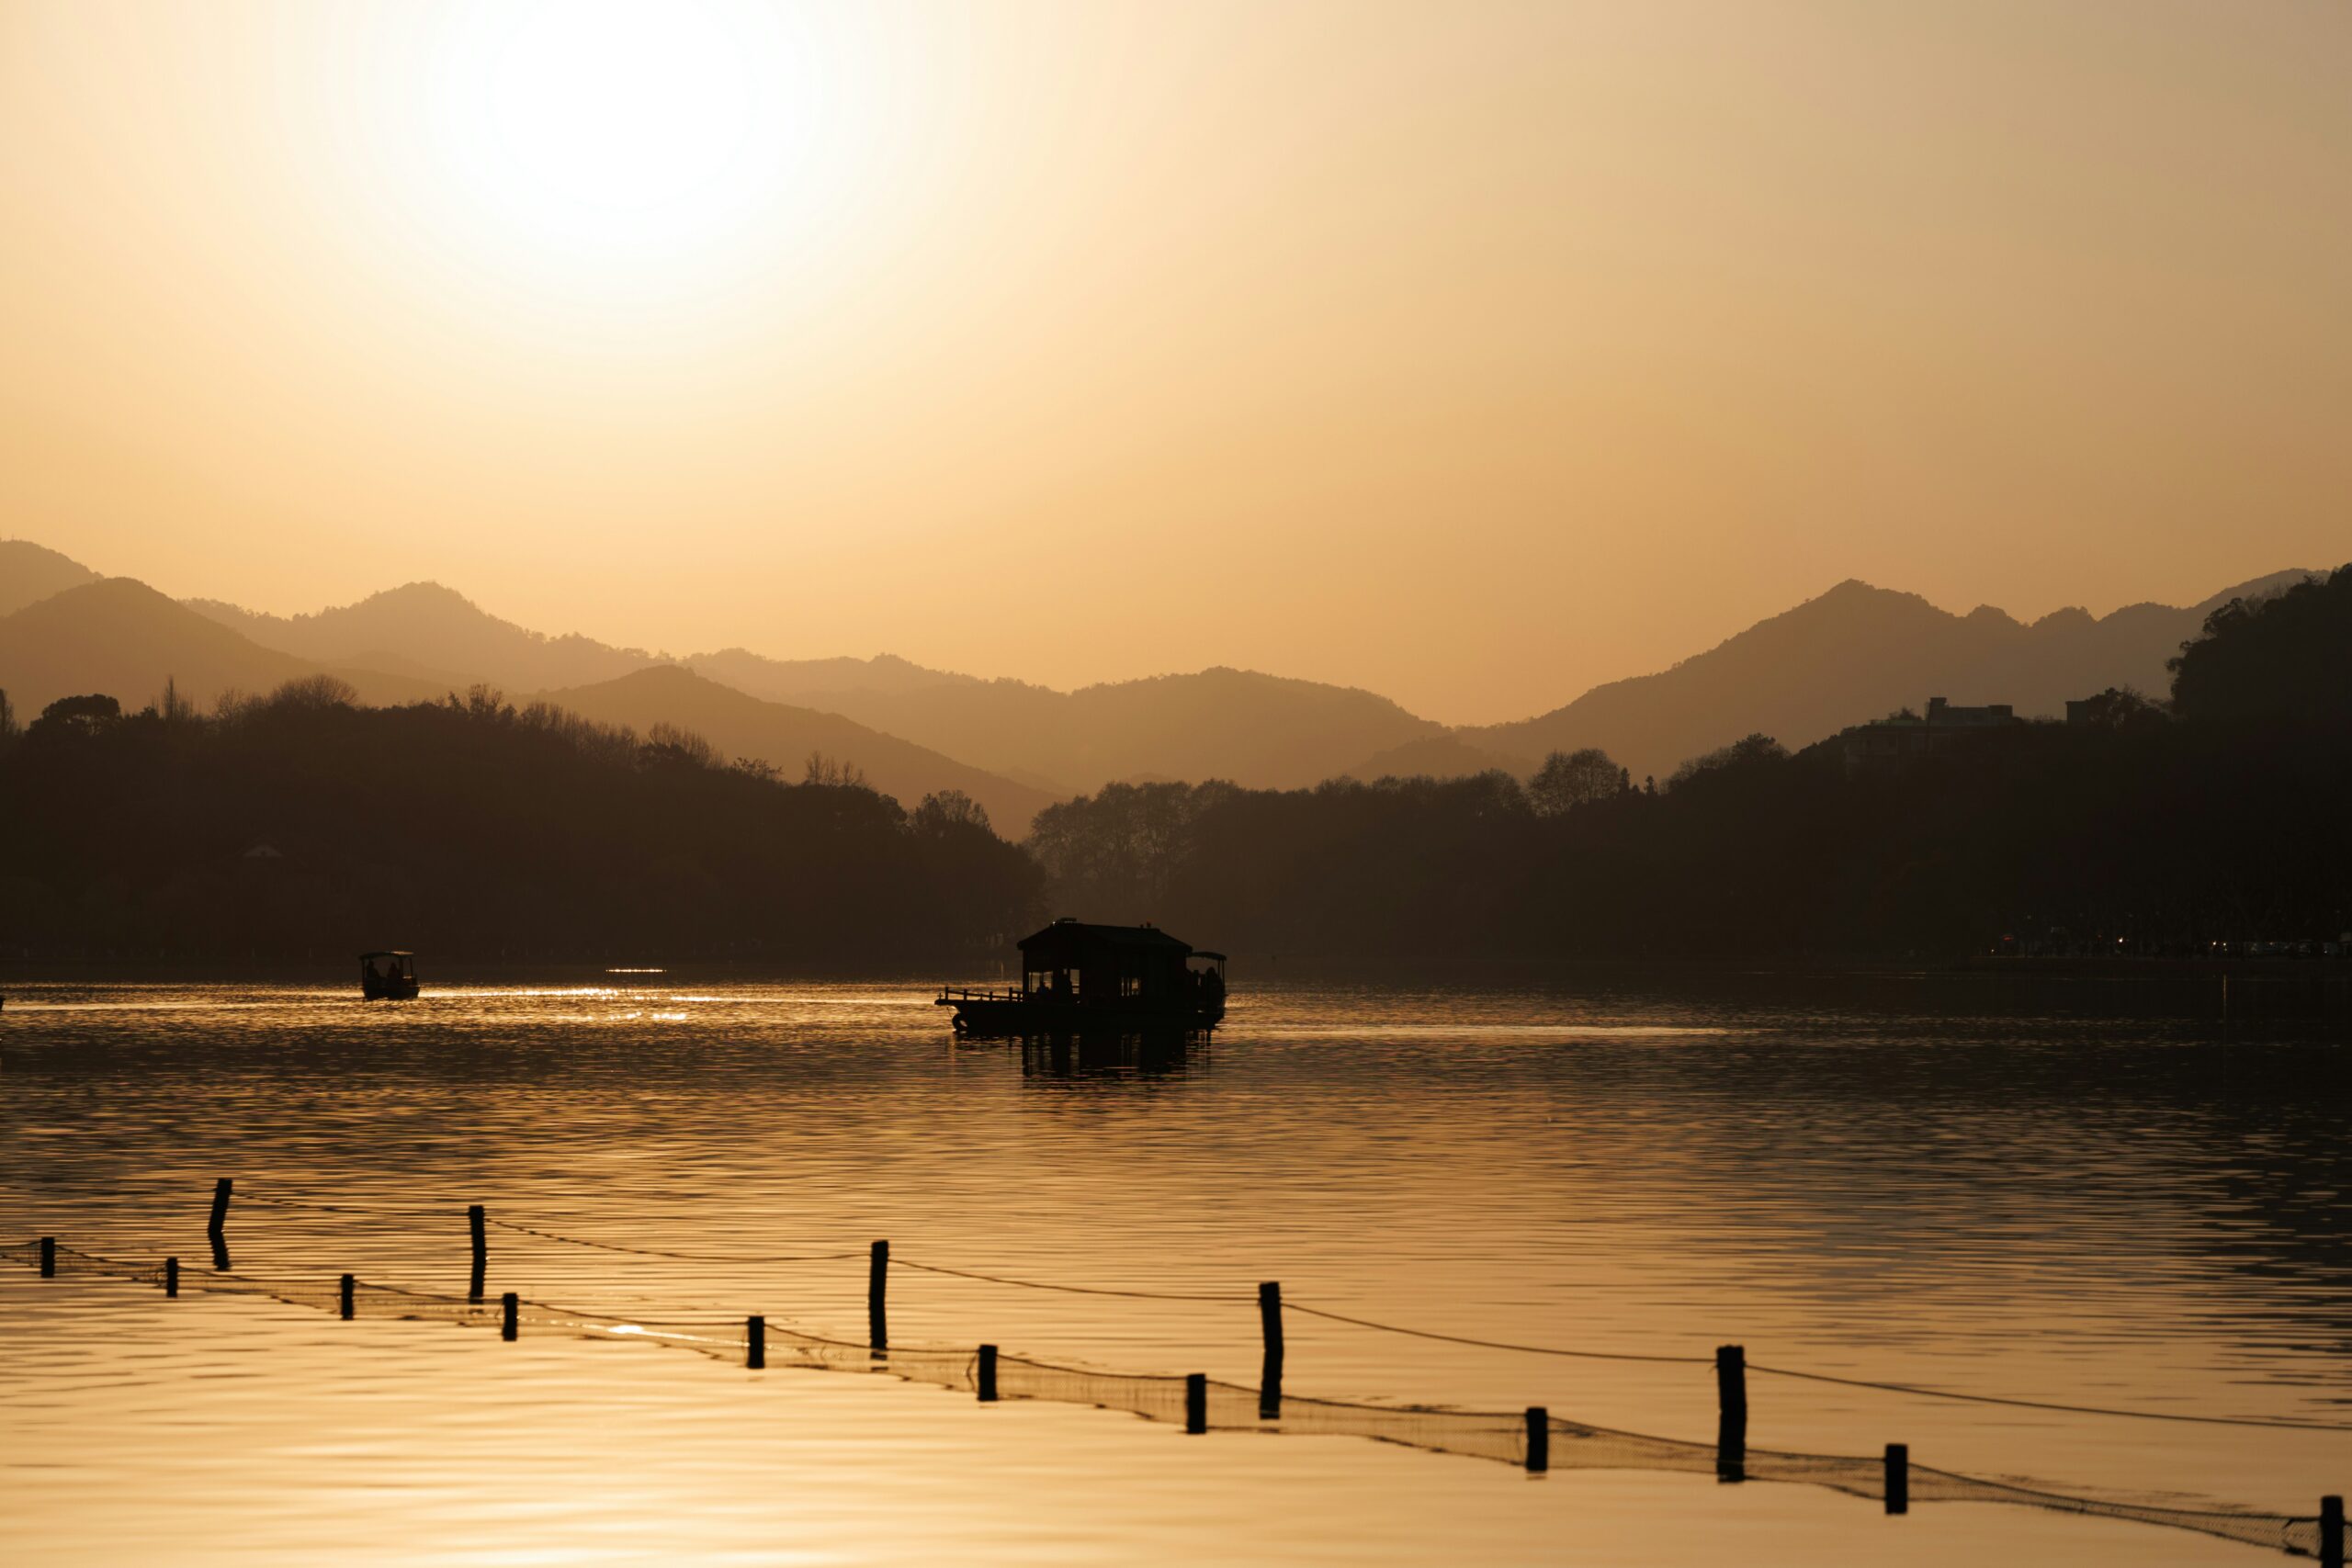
[2,975,2346,1565]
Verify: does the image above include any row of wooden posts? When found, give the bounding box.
[25,1178,2351,1563]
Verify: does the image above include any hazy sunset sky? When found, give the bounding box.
[4,0,2346,724]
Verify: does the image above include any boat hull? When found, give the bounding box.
[937,996,1222,1036]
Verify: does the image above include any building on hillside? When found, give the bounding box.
[1838,696,2023,775]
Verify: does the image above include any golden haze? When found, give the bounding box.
[2,0,2346,723]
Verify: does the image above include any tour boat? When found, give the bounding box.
[937,919,1226,1035]
[359,951,420,1000]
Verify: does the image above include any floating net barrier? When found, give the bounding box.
[226,1184,2352,1432]
[481,1217,868,1265]
[2,1238,2329,1561]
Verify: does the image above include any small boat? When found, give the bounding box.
[359,950,420,1001]
[937,919,1226,1035]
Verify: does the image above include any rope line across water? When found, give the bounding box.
[1747,1362,2352,1434]
[0,1239,2321,1562]
[889,1257,1250,1302]
[221,1190,2352,1433]
[239,1191,454,1217]
[1281,1301,1712,1364]
[484,1217,865,1265]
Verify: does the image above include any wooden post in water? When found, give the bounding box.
[164,1257,178,1298]
[1185,1372,1207,1435]
[1714,1345,1747,1483]
[468,1205,487,1303]
[1258,1280,1284,1419]
[1883,1444,1908,1516]
[208,1179,232,1239]
[1524,1408,1550,1473]
[747,1315,765,1370]
[340,1274,356,1320]
[39,1236,54,1278]
[2322,1495,2344,1568]
[500,1292,518,1342]
[978,1344,999,1403]
[867,1240,888,1353]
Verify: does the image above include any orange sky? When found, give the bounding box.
[3,1,2346,724]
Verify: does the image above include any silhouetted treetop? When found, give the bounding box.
[0,676,1041,963]
[1668,732,1787,790]
[2169,564,2352,726]
[28,693,121,741]
[1529,747,1622,816]
[2069,686,2167,731]
[913,789,990,835]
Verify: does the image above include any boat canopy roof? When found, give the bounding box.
[357,950,413,960]
[1017,919,1194,961]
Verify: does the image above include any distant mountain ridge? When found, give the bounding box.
[1464,570,2323,783]
[1343,733,1535,783]
[0,578,446,716]
[189,582,655,694]
[0,539,100,618]
[538,665,1056,835]
[187,581,1449,793]
[0,572,1057,834]
[4,537,2331,798]
[746,666,1444,795]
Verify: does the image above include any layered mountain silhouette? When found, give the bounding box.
[0,567,1057,831]
[1343,733,1534,783]
[3,538,2328,804]
[190,581,653,694]
[688,649,981,704]
[0,539,100,618]
[724,666,1444,795]
[1466,570,2318,782]
[0,578,444,716]
[536,665,1054,833]
[189,580,1447,792]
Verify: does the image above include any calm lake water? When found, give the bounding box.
[3,971,2348,1566]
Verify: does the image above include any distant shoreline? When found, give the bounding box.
[6,952,2347,986]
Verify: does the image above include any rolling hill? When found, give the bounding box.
[537,664,1057,835]
[687,648,982,705]
[10,536,2334,799]
[714,665,1447,795]
[190,581,654,694]
[0,538,103,617]
[0,578,444,718]
[1466,570,2322,783]
[1342,734,1536,783]
[161,571,1452,792]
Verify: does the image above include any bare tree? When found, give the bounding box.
[913,789,991,835]
[804,751,868,789]
[1529,747,1622,816]
[644,723,721,769]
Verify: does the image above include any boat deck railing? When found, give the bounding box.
[935,986,1032,1005]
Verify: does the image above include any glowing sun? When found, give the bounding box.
[413,1,837,287]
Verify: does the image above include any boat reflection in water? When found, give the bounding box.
[1013,1025,1200,1079]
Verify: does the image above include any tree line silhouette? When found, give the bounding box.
[0,678,1038,964]
[1,566,2345,966]
[1029,566,2352,962]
